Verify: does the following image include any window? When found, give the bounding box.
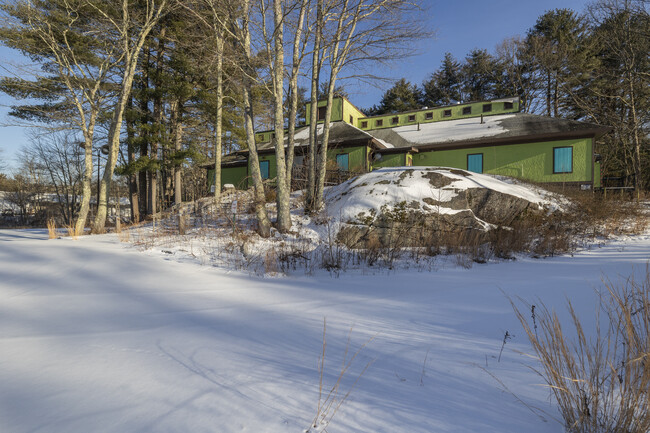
[361,121,368,128]
[482,104,492,113]
[293,155,304,167]
[554,147,573,173]
[349,115,354,124]
[257,134,264,141]
[317,106,326,120]
[259,160,270,179]
[391,116,399,125]
[376,119,383,127]
[271,133,275,139]
[443,109,452,118]
[504,101,514,110]
[408,114,416,122]
[462,106,472,115]
[425,112,433,120]
[336,153,349,171]
[467,153,483,173]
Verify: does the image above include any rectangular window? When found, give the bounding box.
[482,104,492,113]
[462,106,472,115]
[467,153,483,173]
[504,101,514,110]
[336,153,349,171]
[425,112,433,120]
[408,114,416,122]
[361,121,368,128]
[376,119,383,127]
[317,106,326,120]
[391,116,399,125]
[257,134,264,141]
[349,115,354,124]
[553,147,573,173]
[259,160,270,179]
[443,109,452,117]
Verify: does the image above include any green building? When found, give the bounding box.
[209,96,609,191]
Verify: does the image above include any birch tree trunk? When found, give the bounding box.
[213,32,224,203]
[285,0,309,191]
[272,0,292,232]
[93,0,169,233]
[306,0,323,212]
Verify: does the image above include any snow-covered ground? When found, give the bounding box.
[1,228,649,432]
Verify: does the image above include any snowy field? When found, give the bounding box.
[1,228,649,432]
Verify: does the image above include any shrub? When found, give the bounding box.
[513,268,650,433]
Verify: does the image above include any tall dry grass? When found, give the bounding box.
[513,268,650,433]
[46,218,57,239]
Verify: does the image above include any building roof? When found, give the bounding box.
[252,121,389,153]
[365,113,611,152]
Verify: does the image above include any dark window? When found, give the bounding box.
[391,116,399,125]
[259,160,270,179]
[467,153,483,173]
[271,133,275,139]
[462,106,472,115]
[504,101,514,110]
[361,121,368,128]
[425,112,433,120]
[336,153,349,171]
[443,109,452,117]
[257,134,264,141]
[553,147,573,173]
[482,104,492,113]
[317,106,326,120]
[408,114,416,122]
[349,115,354,124]
[376,119,383,127]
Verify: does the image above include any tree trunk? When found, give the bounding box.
[285,0,309,191]
[241,0,270,237]
[213,32,224,204]
[272,0,291,232]
[306,0,323,212]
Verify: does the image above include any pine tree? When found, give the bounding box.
[376,78,422,114]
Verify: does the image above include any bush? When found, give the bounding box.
[513,268,650,433]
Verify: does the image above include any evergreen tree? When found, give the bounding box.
[462,49,498,101]
[375,78,421,114]
[421,52,462,106]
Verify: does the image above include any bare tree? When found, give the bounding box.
[26,130,84,225]
[92,0,172,233]
[309,0,425,212]
[0,0,119,234]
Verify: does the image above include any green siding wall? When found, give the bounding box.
[327,145,367,172]
[305,98,343,125]
[412,138,594,183]
[208,166,249,190]
[358,99,519,131]
[372,153,405,169]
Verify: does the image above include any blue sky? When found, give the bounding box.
[0,0,592,171]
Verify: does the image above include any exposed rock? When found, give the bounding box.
[328,167,551,249]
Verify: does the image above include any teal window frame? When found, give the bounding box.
[336,153,349,171]
[467,153,483,173]
[553,147,573,174]
[260,160,270,179]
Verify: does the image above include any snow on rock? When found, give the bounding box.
[321,167,560,248]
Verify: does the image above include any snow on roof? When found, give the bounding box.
[391,114,515,144]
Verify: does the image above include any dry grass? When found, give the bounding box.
[306,318,376,433]
[65,223,84,239]
[512,267,650,433]
[46,218,57,239]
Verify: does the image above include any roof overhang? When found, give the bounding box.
[412,127,612,152]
